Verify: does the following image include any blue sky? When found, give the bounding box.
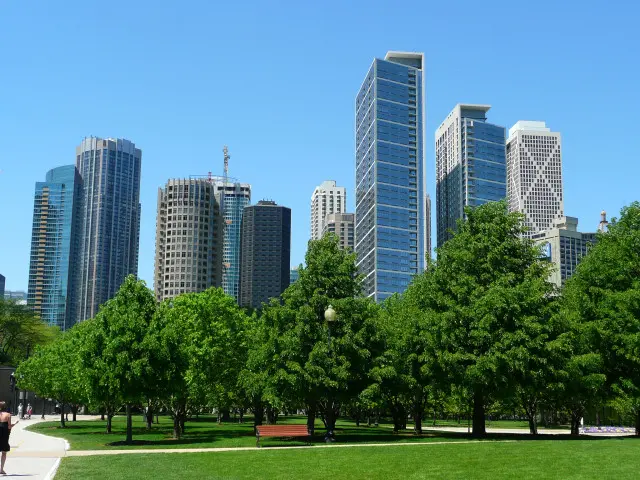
[1,0,638,291]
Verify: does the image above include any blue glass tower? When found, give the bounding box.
[435,104,507,247]
[355,52,426,302]
[216,182,251,301]
[27,165,82,330]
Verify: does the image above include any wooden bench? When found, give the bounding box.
[255,424,310,447]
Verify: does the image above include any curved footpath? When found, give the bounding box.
[4,417,635,478]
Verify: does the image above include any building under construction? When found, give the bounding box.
[153,147,251,302]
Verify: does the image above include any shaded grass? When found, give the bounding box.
[55,437,640,480]
[28,415,477,450]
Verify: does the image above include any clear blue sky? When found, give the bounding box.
[1,0,638,291]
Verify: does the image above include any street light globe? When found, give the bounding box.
[325,305,337,323]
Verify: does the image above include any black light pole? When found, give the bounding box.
[9,373,16,414]
[324,305,337,443]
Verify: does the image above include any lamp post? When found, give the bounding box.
[324,305,337,443]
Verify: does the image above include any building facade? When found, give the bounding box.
[239,201,291,309]
[0,274,4,299]
[154,179,223,301]
[506,121,563,238]
[4,291,27,304]
[74,137,142,323]
[435,104,507,247]
[425,193,432,260]
[355,51,427,302]
[214,181,251,302]
[311,180,346,241]
[322,213,355,250]
[27,165,82,330]
[532,216,597,287]
[290,267,300,285]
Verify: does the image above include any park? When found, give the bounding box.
[5,201,640,478]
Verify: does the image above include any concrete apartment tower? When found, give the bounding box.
[27,165,82,330]
[74,137,141,323]
[355,52,427,302]
[239,201,291,309]
[311,180,346,241]
[435,104,507,247]
[506,121,563,237]
[154,178,224,301]
[322,213,355,250]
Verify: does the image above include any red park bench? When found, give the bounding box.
[255,424,310,447]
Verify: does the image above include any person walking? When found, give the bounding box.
[26,404,32,420]
[17,403,23,421]
[0,401,19,475]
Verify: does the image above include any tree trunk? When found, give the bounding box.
[220,408,231,422]
[527,414,538,435]
[146,405,153,430]
[106,414,113,434]
[634,411,640,437]
[239,409,244,424]
[71,405,78,422]
[325,400,336,442]
[253,401,264,433]
[266,406,277,425]
[173,416,181,439]
[306,403,316,435]
[413,403,424,435]
[125,404,133,444]
[41,398,46,420]
[60,402,66,428]
[180,418,186,435]
[101,413,105,421]
[472,391,486,437]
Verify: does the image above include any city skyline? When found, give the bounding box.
[1,1,638,291]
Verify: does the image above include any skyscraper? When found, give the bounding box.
[322,213,355,250]
[27,165,81,330]
[425,194,432,259]
[506,121,563,238]
[290,267,300,285]
[435,104,506,247]
[74,137,142,322]
[239,201,291,309]
[355,51,426,302]
[154,178,223,302]
[0,274,5,299]
[311,180,346,241]
[215,181,251,302]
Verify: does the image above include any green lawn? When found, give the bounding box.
[29,415,480,450]
[55,438,640,479]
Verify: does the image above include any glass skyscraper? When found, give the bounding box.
[27,165,82,330]
[435,104,506,247]
[355,52,426,302]
[75,137,142,323]
[215,182,251,302]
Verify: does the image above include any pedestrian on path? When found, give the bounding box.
[0,401,19,475]
[26,404,32,420]
[17,403,23,420]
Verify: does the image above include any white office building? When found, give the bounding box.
[310,180,346,241]
[506,121,563,238]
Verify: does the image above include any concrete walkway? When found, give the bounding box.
[4,415,99,479]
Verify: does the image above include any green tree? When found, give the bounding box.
[85,275,157,444]
[0,299,58,365]
[263,234,376,440]
[16,326,88,427]
[560,202,640,434]
[414,201,554,436]
[149,287,247,439]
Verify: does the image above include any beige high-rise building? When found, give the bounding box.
[322,213,355,250]
[506,121,563,238]
[154,178,223,302]
[310,180,346,240]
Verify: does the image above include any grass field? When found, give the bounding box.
[29,415,484,450]
[55,438,640,479]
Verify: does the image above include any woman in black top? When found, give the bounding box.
[0,401,18,475]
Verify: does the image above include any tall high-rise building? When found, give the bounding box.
[435,104,506,247]
[355,51,426,302]
[322,213,355,250]
[215,181,251,301]
[425,194,432,259]
[154,178,223,302]
[0,274,5,299]
[239,201,291,309]
[311,181,346,241]
[506,121,563,238]
[290,266,300,285]
[27,165,81,330]
[74,137,142,322]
